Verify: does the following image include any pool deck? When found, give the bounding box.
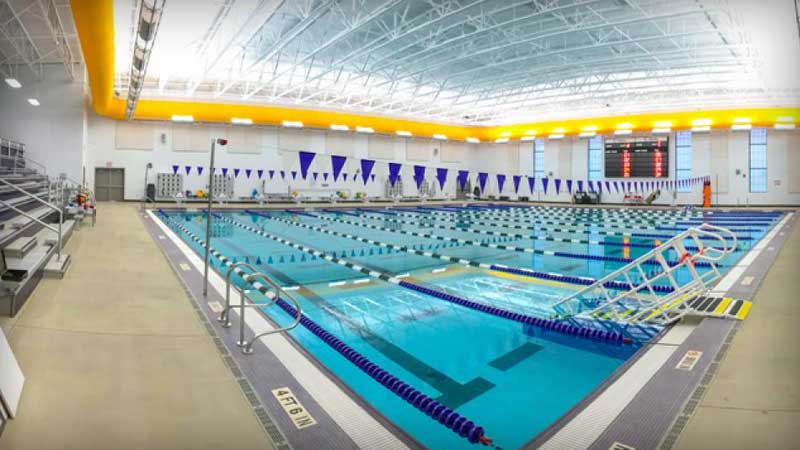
[0,201,797,450]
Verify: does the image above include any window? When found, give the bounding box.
[587,136,602,182]
[675,131,692,192]
[533,138,545,178]
[749,128,767,193]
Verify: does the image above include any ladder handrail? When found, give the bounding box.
[0,179,63,259]
[220,262,303,354]
[552,223,737,324]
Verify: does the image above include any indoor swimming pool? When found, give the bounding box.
[155,205,782,450]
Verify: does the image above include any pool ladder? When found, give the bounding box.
[552,224,737,326]
[219,262,302,354]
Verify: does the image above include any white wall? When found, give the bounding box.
[2,70,796,207]
[85,114,478,200]
[486,130,800,206]
[0,64,86,182]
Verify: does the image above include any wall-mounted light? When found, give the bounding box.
[231,117,253,125]
[283,120,303,128]
[396,130,412,137]
[432,134,447,140]
[330,124,349,131]
[171,114,193,122]
[495,137,509,143]
[520,136,536,141]
[466,137,480,143]
[614,129,632,135]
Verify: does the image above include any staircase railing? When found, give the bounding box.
[219,262,302,354]
[0,179,63,259]
[552,224,737,326]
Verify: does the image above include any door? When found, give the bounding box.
[95,168,124,201]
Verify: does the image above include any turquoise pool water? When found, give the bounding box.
[158,205,780,450]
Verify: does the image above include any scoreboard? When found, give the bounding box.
[604,136,668,178]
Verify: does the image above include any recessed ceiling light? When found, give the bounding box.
[356,126,374,134]
[231,117,253,125]
[27,98,40,106]
[5,78,21,88]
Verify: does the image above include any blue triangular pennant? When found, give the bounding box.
[513,175,521,193]
[361,159,376,185]
[331,155,347,181]
[299,151,316,180]
[457,170,469,191]
[389,163,402,186]
[172,165,179,175]
[478,172,488,193]
[413,165,426,189]
[436,168,448,190]
[496,174,506,192]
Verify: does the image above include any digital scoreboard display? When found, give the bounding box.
[604,136,669,178]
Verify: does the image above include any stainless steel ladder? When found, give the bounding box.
[219,262,302,354]
[552,223,737,326]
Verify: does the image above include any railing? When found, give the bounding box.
[552,224,737,326]
[219,262,302,354]
[0,179,63,259]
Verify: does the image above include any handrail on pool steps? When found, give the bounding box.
[219,261,302,355]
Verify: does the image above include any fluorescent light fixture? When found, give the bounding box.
[552,127,566,133]
[776,116,794,123]
[283,120,303,128]
[732,117,751,124]
[330,124,349,131]
[231,117,253,125]
[520,136,536,141]
[356,126,374,134]
[4,78,21,88]
[692,118,712,126]
[616,122,633,130]
[654,121,672,128]
[27,98,40,106]
[652,127,671,134]
[579,131,596,138]
[524,130,537,136]
[432,133,447,140]
[548,133,564,140]
[466,137,480,143]
[614,129,632,135]
[171,114,193,122]
[500,131,511,137]
[582,125,598,132]
[691,126,711,132]
[495,138,509,143]
[774,123,796,130]
[731,124,752,131]
[396,130,412,137]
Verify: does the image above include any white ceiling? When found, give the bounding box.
[2,0,798,124]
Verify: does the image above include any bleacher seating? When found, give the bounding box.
[0,138,89,317]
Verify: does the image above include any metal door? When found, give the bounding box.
[95,168,124,201]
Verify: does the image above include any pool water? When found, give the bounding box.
[157,205,781,450]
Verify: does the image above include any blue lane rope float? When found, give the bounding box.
[154,211,496,446]
[309,213,715,269]
[216,213,632,343]
[392,207,762,234]
[401,204,774,227]
[334,211,706,252]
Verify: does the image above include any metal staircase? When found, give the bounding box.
[553,224,737,326]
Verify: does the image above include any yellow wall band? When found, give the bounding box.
[70,0,800,141]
